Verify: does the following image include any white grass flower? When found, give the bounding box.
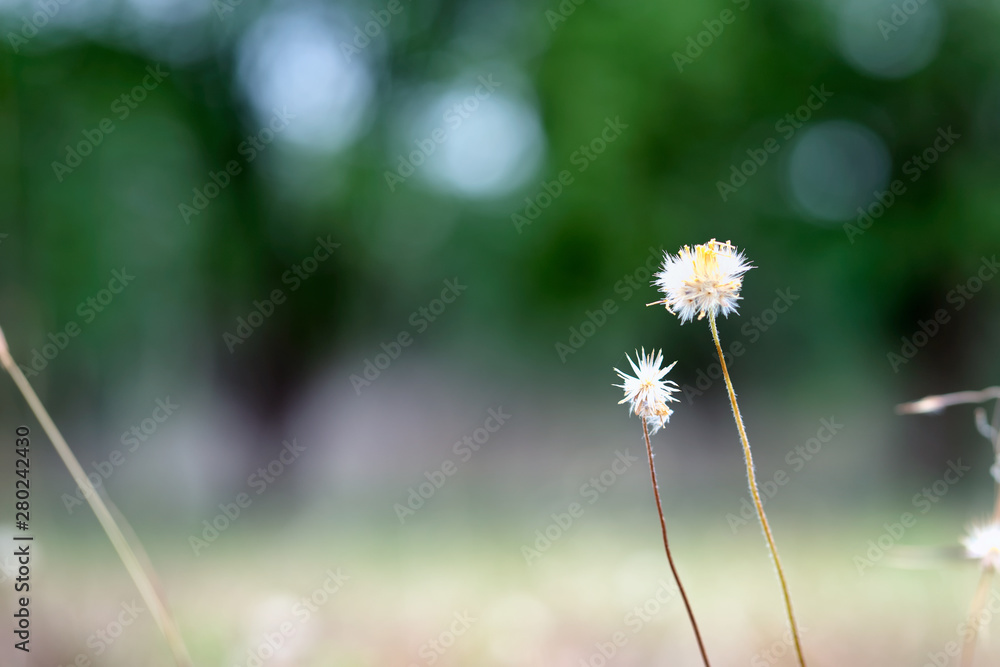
[613,347,713,664]
[648,239,806,664]
[650,239,753,323]
[614,348,679,434]
[963,522,1000,570]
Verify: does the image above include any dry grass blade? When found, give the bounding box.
[0,325,192,666]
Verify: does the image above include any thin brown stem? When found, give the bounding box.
[709,314,806,667]
[0,327,192,666]
[641,418,711,667]
[961,568,994,667]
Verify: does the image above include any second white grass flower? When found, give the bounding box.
[963,522,1000,570]
[650,239,753,323]
[614,348,680,434]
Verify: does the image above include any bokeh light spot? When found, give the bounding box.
[787,120,892,222]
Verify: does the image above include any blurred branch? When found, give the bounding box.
[896,387,1000,415]
[975,407,997,441]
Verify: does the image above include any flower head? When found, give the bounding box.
[650,239,753,323]
[963,522,1000,570]
[614,348,680,434]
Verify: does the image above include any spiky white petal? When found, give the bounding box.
[963,522,1000,570]
[651,239,753,323]
[614,348,680,434]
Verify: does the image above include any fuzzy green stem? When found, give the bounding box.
[0,328,192,666]
[709,314,806,667]
[641,418,712,667]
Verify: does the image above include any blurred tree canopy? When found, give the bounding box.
[0,0,997,440]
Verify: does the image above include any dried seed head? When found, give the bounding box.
[650,239,753,323]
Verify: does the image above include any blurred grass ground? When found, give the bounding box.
[3,501,998,666]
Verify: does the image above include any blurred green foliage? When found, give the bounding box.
[0,0,997,453]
